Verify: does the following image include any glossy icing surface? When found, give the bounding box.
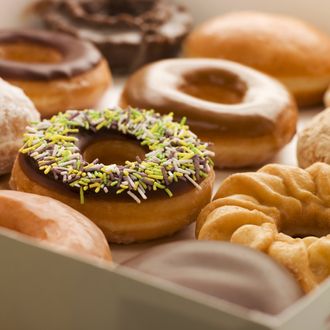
[121,58,294,137]
[0,29,102,80]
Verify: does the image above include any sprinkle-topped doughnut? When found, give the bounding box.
[12,108,215,243]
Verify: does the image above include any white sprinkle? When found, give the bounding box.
[185,174,202,190]
[127,190,141,203]
[137,187,147,200]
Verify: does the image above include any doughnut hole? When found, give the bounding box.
[179,69,247,104]
[0,42,62,64]
[82,133,146,165]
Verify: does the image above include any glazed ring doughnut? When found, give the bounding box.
[196,162,330,293]
[0,190,111,261]
[120,58,298,168]
[11,108,215,243]
[0,78,39,175]
[0,29,111,117]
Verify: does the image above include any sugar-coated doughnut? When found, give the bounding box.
[120,58,297,168]
[0,190,111,261]
[0,78,39,175]
[197,162,330,293]
[184,11,330,107]
[297,109,330,168]
[11,108,214,243]
[0,29,111,117]
[123,241,303,314]
[34,0,192,74]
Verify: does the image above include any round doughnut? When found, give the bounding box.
[0,78,40,175]
[196,162,330,293]
[123,240,303,314]
[120,58,298,168]
[183,11,330,107]
[297,109,330,168]
[10,108,215,244]
[34,0,192,74]
[0,29,111,117]
[0,190,111,261]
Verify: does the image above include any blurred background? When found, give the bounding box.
[3,0,330,31]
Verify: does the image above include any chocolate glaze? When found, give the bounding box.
[19,129,195,202]
[35,0,192,73]
[0,29,102,80]
[123,241,303,315]
[120,58,293,138]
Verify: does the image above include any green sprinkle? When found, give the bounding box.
[80,187,84,204]
[165,188,173,197]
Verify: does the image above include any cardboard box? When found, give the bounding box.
[0,228,329,330]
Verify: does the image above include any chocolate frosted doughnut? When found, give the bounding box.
[0,29,101,80]
[11,108,215,243]
[35,0,192,73]
[0,29,111,117]
[123,241,303,314]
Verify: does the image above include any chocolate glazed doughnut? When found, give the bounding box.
[0,29,111,117]
[34,0,192,73]
[11,108,215,244]
[120,58,298,168]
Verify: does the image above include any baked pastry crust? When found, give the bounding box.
[297,109,330,168]
[197,162,330,292]
[184,11,330,106]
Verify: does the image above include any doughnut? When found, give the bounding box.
[0,29,111,117]
[0,190,111,261]
[0,78,40,175]
[10,108,215,243]
[184,11,330,107]
[123,241,303,314]
[196,162,330,293]
[34,0,192,74]
[120,58,298,168]
[297,109,330,168]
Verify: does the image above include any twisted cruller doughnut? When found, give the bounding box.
[196,162,330,293]
[11,108,214,243]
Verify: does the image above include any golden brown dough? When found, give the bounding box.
[0,190,111,261]
[184,11,330,107]
[297,109,330,168]
[196,162,330,292]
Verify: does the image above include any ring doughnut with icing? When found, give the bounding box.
[120,58,298,168]
[34,0,192,73]
[0,29,111,117]
[0,190,111,261]
[11,108,215,243]
[196,162,330,293]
